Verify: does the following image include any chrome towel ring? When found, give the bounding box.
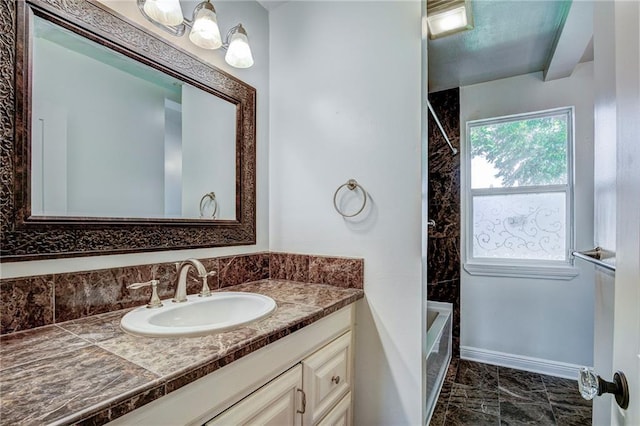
[199,192,218,219]
[333,179,368,218]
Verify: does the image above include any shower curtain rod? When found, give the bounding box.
[427,100,458,155]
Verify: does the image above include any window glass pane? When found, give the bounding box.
[472,192,566,261]
[470,113,568,189]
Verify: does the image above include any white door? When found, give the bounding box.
[611,0,640,424]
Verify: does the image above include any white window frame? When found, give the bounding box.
[463,107,578,280]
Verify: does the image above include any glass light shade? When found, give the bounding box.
[225,27,254,69]
[143,0,184,26]
[427,5,470,39]
[189,4,222,49]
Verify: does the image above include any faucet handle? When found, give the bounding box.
[198,271,218,298]
[127,279,163,309]
[199,275,212,298]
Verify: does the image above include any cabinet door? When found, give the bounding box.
[206,365,303,426]
[302,331,352,425]
[317,392,352,426]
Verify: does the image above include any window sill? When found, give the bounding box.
[463,262,580,280]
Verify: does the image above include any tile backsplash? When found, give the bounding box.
[0,252,364,335]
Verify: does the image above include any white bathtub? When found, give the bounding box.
[425,301,452,424]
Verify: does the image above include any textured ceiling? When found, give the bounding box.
[428,0,572,92]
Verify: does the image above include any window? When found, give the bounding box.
[464,107,577,279]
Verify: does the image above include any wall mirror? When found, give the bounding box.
[0,0,257,261]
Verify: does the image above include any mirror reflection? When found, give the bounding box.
[31,16,237,220]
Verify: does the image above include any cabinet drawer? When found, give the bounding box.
[317,392,352,426]
[302,331,352,425]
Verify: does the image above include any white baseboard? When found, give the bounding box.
[460,346,589,380]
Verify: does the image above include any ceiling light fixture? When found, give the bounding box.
[137,0,254,68]
[426,0,474,39]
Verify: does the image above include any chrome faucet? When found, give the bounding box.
[173,258,216,302]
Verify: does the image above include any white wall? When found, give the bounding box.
[460,63,596,369]
[269,2,423,424]
[2,0,269,279]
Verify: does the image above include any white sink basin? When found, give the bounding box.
[120,292,277,338]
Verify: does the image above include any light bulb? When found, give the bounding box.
[189,1,222,49]
[225,25,254,69]
[143,0,184,26]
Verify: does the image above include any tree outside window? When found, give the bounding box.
[466,108,573,265]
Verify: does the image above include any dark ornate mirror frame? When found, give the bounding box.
[0,0,257,262]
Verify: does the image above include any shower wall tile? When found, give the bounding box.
[427,237,460,284]
[428,198,460,239]
[270,252,310,282]
[429,143,460,174]
[429,88,460,139]
[428,279,458,302]
[0,275,54,334]
[428,88,461,356]
[429,169,461,205]
[308,256,364,289]
[218,252,270,288]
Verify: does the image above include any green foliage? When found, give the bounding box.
[470,115,568,187]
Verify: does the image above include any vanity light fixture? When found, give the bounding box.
[189,0,222,49]
[137,0,254,68]
[143,0,184,26]
[224,24,254,68]
[426,0,474,39]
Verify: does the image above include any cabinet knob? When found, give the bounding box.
[331,375,340,384]
[579,367,630,409]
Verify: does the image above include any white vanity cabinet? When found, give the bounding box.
[317,393,352,426]
[205,365,303,426]
[107,304,356,426]
[207,330,353,426]
[302,331,352,425]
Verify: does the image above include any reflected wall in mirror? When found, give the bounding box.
[0,0,256,261]
[32,16,236,220]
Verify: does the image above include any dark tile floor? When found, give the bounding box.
[430,359,592,426]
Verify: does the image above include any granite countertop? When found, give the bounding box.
[0,280,363,426]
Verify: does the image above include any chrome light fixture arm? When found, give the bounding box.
[136,0,189,36]
[222,23,243,50]
[137,0,254,68]
[137,0,242,49]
